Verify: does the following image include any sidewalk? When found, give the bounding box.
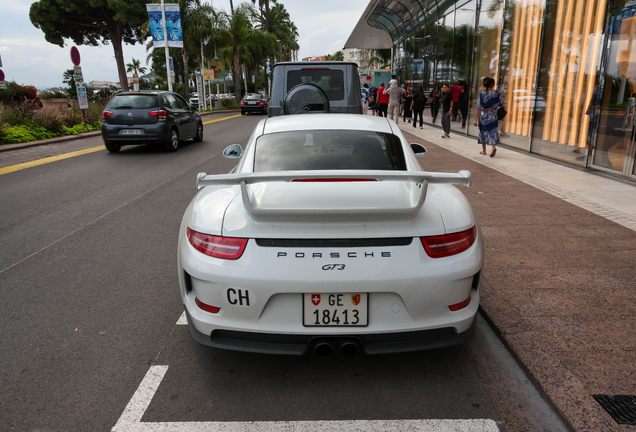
[399,121,636,432]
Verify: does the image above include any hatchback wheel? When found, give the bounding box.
[105,142,121,153]
[193,122,203,142]
[164,129,179,152]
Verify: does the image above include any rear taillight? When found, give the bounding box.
[449,296,472,311]
[149,110,167,121]
[259,102,264,105]
[195,297,220,314]
[240,101,245,105]
[187,228,247,260]
[420,226,477,258]
[102,110,112,121]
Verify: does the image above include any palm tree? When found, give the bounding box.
[264,4,298,62]
[126,58,147,76]
[215,4,262,102]
[251,0,277,31]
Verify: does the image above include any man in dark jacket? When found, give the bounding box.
[441,84,453,138]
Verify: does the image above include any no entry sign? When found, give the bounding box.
[70,46,81,66]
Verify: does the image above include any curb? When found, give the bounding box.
[0,109,242,154]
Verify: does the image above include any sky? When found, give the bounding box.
[0,0,370,89]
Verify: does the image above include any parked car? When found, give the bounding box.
[178,113,482,356]
[240,93,269,115]
[189,93,200,109]
[101,90,203,153]
[269,62,362,117]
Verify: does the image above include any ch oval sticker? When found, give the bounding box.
[225,288,255,307]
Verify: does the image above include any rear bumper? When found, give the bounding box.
[101,123,170,144]
[185,307,476,355]
[241,104,268,113]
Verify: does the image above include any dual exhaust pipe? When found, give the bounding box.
[313,338,360,357]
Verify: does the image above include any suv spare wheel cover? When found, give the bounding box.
[284,83,330,115]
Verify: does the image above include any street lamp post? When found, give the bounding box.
[161,0,172,92]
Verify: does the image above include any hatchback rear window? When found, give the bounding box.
[287,69,344,100]
[254,130,406,172]
[109,95,159,109]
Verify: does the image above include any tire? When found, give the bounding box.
[241,111,246,115]
[164,129,179,152]
[193,122,203,143]
[104,142,121,153]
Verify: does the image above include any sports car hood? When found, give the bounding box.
[186,181,475,238]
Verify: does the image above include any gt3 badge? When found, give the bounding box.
[311,294,321,306]
[352,294,361,306]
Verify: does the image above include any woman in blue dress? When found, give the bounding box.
[474,77,505,157]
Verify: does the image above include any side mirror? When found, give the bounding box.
[410,143,427,157]
[223,144,243,159]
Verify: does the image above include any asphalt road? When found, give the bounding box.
[0,113,565,432]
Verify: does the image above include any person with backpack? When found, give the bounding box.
[474,77,505,157]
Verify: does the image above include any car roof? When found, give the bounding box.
[262,114,393,135]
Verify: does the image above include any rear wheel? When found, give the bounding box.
[104,142,121,153]
[193,122,203,142]
[241,111,246,115]
[164,129,179,152]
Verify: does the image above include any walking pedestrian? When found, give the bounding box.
[451,82,463,121]
[361,83,370,115]
[429,85,441,124]
[402,84,413,123]
[411,85,426,129]
[474,77,505,157]
[441,84,452,138]
[369,87,378,116]
[385,79,405,123]
[377,82,389,117]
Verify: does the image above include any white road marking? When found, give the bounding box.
[176,311,187,325]
[113,365,500,432]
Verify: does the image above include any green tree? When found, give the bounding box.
[326,51,344,61]
[126,58,147,76]
[30,0,148,92]
[263,4,298,62]
[62,69,77,97]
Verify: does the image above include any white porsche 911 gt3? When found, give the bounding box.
[178,114,483,356]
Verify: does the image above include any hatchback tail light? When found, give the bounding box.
[187,228,247,260]
[420,226,477,258]
[149,110,167,121]
[102,110,112,122]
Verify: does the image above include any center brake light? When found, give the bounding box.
[149,110,167,122]
[420,226,477,258]
[187,228,247,260]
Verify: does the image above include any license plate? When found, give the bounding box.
[303,293,368,327]
[248,101,257,104]
[120,129,143,135]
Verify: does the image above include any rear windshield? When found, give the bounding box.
[254,130,406,172]
[109,95,159,109]
[244,94,263,100]
[287,69,344,100]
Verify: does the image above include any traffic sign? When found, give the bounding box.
[75,82,89,109]
[0,82,6,89]
[0,69,5,81]
[73,65,83,83]
[70,46,81,66]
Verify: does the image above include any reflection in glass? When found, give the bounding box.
[531,0,607,166]
[499,0,545,150]
[451,1,476,133]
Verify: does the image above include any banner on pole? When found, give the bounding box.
[76,82,89,109]
[147,4,184,48]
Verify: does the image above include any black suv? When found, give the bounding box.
[101,90,203,153]
[268,62,362,117]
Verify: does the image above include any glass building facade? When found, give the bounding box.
[350,0,636,181]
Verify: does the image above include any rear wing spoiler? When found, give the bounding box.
[196,170,471,218]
